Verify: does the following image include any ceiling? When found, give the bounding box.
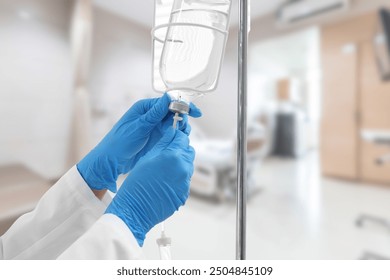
[92,0,286,28]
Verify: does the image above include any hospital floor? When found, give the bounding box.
[143,151,390,260]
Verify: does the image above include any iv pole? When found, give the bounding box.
[236,0,248,260]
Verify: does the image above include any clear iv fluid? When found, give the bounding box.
[160,10,227,94]
[153,0,231,260]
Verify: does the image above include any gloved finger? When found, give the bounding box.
[177,114,191,135]
[185,145,196,162]
[161,112,175,128]
[151,126,176,153]
[121,97,159,121]
[177,114,188,130]
[189,102,202,118]
[141,93,171,125]
[178,189,190,205]
[106,184,118,194]
[183,123,192,136]
[167,130,190,150]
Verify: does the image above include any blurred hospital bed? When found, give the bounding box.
[0,165,51,235]
[190,113,274,201]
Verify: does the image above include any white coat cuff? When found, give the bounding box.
[70,166,112,210]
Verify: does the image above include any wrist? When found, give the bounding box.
[91,189,107,200]
[105,201,147,247]
[77,152,119,193]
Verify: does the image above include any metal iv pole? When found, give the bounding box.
[236,0,248,260]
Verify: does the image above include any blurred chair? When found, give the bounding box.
[356,130,390,260]
[357,213,390,260]
[190,112,274,201]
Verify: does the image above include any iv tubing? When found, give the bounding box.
[157,112,181,260]
[236,0,248,261]
[172,112,180,129]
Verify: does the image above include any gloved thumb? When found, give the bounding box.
[150,126,176,154]
[141,93,171,126]
[167,129,190,150]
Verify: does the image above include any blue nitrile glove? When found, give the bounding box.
[105,128,195,246]
[77,93,201,193]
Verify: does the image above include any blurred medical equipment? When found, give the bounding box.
[272,110,307,158]
[153,0,232,259]
[190,113,273,201]
[272,78,308,158]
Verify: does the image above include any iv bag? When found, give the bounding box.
[151,0,232,260]
[153,0,232,104]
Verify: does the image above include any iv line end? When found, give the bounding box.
[172,112,183,129]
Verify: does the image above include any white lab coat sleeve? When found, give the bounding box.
[0,166,111,260]
[57,214,144,260]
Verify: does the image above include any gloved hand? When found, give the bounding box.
[77,93,201,193]
[105,128,194,246]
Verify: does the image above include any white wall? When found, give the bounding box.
[0,2,159,179]
[0,0,72,179]
[89,8,156,144]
